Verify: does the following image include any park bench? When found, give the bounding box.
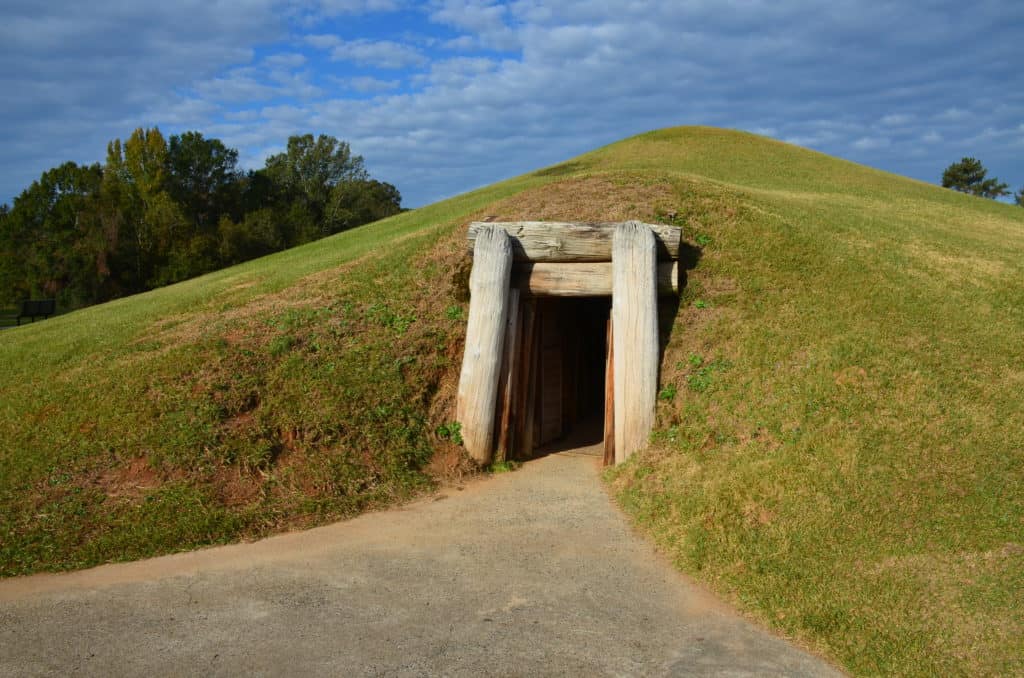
[16,299,56,325]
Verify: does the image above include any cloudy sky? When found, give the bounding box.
[2,0,1022,207]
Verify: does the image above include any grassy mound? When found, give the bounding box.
[2,127,1022,675]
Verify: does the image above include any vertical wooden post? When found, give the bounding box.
[603,317,615,466]
[612,221,658,463]
[526,311,541,454]
[456,226,513,465]
[514,299,537,459]
[494,288,521,462]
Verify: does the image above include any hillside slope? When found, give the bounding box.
[2,127,1022,675]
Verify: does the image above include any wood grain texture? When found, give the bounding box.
[612,221,659,464]
[603,317,615,467]
[514,300,537,459]
[494,288,520,463]
[456,226,513,465]
[512,261,679,297]
[468,221,681,262]
[538,303,563,446]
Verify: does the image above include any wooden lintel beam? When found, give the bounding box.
[467,220,681,262]
[513,261,679,297]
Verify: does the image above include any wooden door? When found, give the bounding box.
[536,301,563,447]
[603,317,615,465]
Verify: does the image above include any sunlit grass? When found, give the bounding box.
[601,129,1024,676]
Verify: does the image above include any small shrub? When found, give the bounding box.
[435,421,464,446]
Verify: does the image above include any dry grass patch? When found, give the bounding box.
[482,173,678,223]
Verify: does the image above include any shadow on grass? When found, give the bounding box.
[658,240,702,365]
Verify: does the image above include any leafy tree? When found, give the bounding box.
[264,134,368,216]
[102,127,187,287]
[166,131,241,233]
[326,179,402,231]
[0,162,104,307]
[217,209,283,264]
[941,157,1009,199]
[1015,186,1024,207]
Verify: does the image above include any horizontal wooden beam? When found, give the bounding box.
[467,221,681,262]
[512,262,679,297]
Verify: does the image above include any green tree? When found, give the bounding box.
[264,134,368,240]
[326,179,402,231]
[102,127,187,287]
[0,162,105,307]
[941,157,1009,198]
[1015,186,1024,207]
[166,131,241,233]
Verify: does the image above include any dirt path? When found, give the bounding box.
[0,450,841,677]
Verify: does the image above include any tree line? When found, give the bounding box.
[0,129,401,311]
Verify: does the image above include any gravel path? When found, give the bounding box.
[0,450,842,677]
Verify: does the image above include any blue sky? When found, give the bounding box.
[2,0,1022,207]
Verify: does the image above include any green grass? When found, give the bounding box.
[598,129,1024,676]
[2,126,1023,675]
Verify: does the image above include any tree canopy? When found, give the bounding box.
[0,129,401,311]
[941,157,1009,199]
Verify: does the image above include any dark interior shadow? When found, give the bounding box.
[532,415,605,458]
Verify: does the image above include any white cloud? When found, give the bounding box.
[429,0,520,50]
[430,0,508,34]
[314,0,401,14]
[880,114,913,126]
[852,136,892,150]
[305,33,342,49]
[346,76,402,93]
[937,107,969,122]
[309,37,428,68]
[263,53,307,69]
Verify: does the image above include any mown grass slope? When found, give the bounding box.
[2,127,1022,676]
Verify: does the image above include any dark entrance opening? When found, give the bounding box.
[525,296,611,457]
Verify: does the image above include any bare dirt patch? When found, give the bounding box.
[94,457,162,500]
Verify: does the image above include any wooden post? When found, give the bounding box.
[603,317,615,466]
[494,288,521,462]
[514,299,537,459]
[525,308,541,455]
[612,221,658,463]
[456,226,513,465]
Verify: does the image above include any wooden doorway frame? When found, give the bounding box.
[456,221,681,466]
